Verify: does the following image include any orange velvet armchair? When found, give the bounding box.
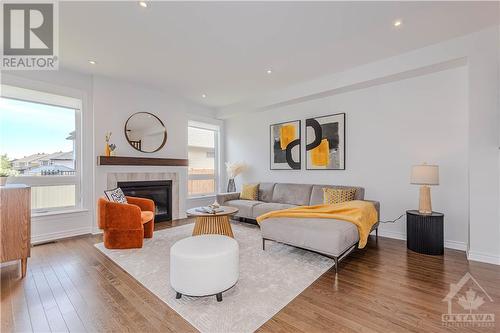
[98,196,155,249]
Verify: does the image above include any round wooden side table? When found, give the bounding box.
[406,210,444,255]
[187,206,239,238]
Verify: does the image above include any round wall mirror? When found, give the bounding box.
[124,112,167,153]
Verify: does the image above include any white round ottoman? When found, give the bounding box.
[170,234,239,302]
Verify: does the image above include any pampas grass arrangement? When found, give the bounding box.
[225,162,247,179]
[225,162,247,192]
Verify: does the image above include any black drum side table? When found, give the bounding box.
[406,210,444,255]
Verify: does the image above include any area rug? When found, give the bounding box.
[94,222,334,333]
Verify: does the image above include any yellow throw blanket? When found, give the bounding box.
[256,200,378,248]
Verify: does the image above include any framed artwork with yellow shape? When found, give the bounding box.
[306,113,345,170]
[270,120,301,170]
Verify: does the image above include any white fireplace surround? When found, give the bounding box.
[106,172,180,220]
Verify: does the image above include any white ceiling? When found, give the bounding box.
[60,1,499,108]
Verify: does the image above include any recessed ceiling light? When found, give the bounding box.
[139,1,148,8]
[393,19,402,27]
[266,69,273,74]
[201,94,207,98]
[89,60,96,65]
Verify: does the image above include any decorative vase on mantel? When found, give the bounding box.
[104,131,112,157]
[227,178,236,192]
[105,144,111,157]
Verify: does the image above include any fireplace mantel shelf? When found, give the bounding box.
[97,156,188,167]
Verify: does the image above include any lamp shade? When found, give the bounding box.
[410,164,439,185]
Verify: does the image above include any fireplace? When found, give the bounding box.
[117,180,172,222]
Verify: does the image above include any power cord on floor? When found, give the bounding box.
[379,213,405,224]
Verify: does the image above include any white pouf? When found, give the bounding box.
[170,234,239,302]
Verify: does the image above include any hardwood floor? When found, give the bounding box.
[1,218,499,333]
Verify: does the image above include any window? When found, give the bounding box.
[0,85,82,213]
[188,122,219,197]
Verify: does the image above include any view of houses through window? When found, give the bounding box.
[187,123,218,197]
[0,94,80,212]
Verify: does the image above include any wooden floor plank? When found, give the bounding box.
[2,218,499,333]
[59,244,140,332]
[21,267,52,333]
[49,253,108,332]
[1,266,15,333]
[41,263,87,333]
[29,248,69,333]
[77,239,188,333]
[67,239,159,333]
[8,267,33,333]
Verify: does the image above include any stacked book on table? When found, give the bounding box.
[195,206,224,214]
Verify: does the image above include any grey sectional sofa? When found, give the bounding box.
[217,183,380,272]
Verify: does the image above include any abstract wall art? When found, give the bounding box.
[306,113,345,170]
[270,120,301,170]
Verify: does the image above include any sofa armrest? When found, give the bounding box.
[217,192,240,205]
[363,200,380,231]
[363,200,380,217]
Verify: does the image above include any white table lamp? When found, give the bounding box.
[410,163,439,214]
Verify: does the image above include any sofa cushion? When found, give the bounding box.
[310,185,364,205]
[258,183,275,202]
[272,183,313,206]
[260,217,359,257]
[225,200,261,218]
[323,187,357,204]
[240,183,259,200]
[140,211,154,224]
[252,202,296,219]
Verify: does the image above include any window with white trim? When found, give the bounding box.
[187,122,219,197]
[0,85,82,213]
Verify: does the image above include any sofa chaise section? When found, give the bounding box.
[260,217,359,259]
[217,182,380,273]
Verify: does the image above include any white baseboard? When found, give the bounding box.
[31,226,91,245]
[376,229,406,241]
[31,209,92,244]
[1,261,19,268]
[376,229,467,251]
[444,240,468,251]
[468,251,500,265]
[92,228,103,235]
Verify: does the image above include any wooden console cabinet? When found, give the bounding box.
[0,184,31,277]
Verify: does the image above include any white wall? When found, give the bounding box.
[464,29,500,265]
[226,67,469,249]
[92,76,215,230]
[223,26,500,264]
[92,76,201,160]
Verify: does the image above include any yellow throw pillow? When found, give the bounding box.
[240,183,259,200]
[323,187,357,205]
